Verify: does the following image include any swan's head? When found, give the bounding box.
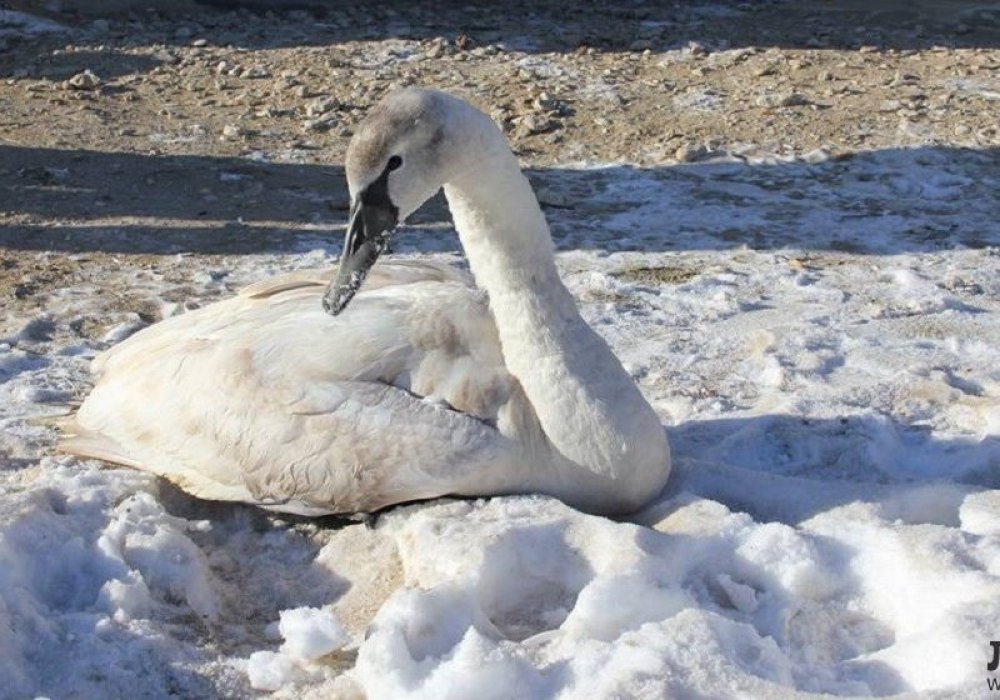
[324,88,493,315]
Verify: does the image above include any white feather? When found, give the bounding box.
[64,89,671,515]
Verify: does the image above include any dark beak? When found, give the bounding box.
[322,197,398,315]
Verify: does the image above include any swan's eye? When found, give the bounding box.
[387,155,403,171]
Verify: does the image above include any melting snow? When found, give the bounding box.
[2,146,999,698]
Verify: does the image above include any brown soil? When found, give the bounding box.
[1,0,998,327]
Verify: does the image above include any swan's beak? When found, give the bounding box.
[323,197,398,315]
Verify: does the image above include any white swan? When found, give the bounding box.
[63,88,671,516]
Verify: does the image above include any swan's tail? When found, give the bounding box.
[60,423,145,469]
[60,423,254,504]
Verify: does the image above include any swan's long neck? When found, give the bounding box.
[443,142,670,512]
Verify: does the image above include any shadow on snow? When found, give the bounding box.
[1,143,997,255]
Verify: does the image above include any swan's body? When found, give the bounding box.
[64,89,671,515]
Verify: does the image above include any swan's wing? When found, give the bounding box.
[237,259,469,300]
[89,260,474,382]
[64,262,540,514]
[65,378,524,515]
[237,269,333,299]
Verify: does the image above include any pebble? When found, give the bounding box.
[303,117,335,132]
[221,124,244,140]
[674,142,711,162]
[533,92,564,113]
[152,49,177,65]
[800,147,832,164]
[258,106,292,118]
[778,92,810,107]
[305,97,339,117]
[891,71,921,86]
[242,66,271,79]
[66,70,101,90]
[756,92,809,108]
[516,114,559,136]
[687,41,708,57]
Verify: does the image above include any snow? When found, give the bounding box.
[247,651,308,692]
[2,144,1000,698]
[245,605,349,695]
[278,607,348,661]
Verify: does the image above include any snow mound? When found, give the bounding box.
[336,494,999,698]
[0,461,230,698]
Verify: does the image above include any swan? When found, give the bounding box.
[62,88,671,516]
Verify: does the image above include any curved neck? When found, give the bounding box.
[443,148,669,512]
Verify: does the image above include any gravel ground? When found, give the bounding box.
[2,1,999,338]
[2,3,1000,698]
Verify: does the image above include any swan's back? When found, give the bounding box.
[65,262,542,514]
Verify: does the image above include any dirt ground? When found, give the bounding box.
[0,6,999,695]
[1,0,999,337]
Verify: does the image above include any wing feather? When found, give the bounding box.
[65,261,538,513]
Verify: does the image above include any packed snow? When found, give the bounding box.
[2,143,999,699]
